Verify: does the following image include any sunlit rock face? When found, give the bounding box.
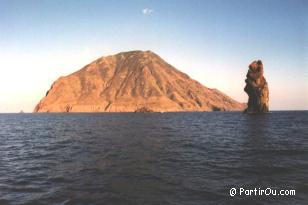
[244,60,269,113]
[34,50,246,112]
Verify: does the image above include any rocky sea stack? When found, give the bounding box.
[244,60,269,113]
[34,50,246,112]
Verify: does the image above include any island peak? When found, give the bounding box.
[34,51,245,112]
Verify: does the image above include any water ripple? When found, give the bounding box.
[0,112,307,204]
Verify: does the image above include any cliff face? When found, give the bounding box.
[34,50,246,112]
[244,60,269,113]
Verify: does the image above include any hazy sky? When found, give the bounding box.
[0,0,307,112]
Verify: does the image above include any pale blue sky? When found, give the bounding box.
[0,0,307,112]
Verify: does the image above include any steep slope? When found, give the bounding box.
[34,50,246,112]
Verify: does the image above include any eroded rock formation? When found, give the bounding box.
[34,50,246,112]
[134,107,154,113]
[244,60,269,113]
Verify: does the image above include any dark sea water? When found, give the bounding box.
[0,112,307,205]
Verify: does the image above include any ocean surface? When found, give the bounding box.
[0,112,307,205]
